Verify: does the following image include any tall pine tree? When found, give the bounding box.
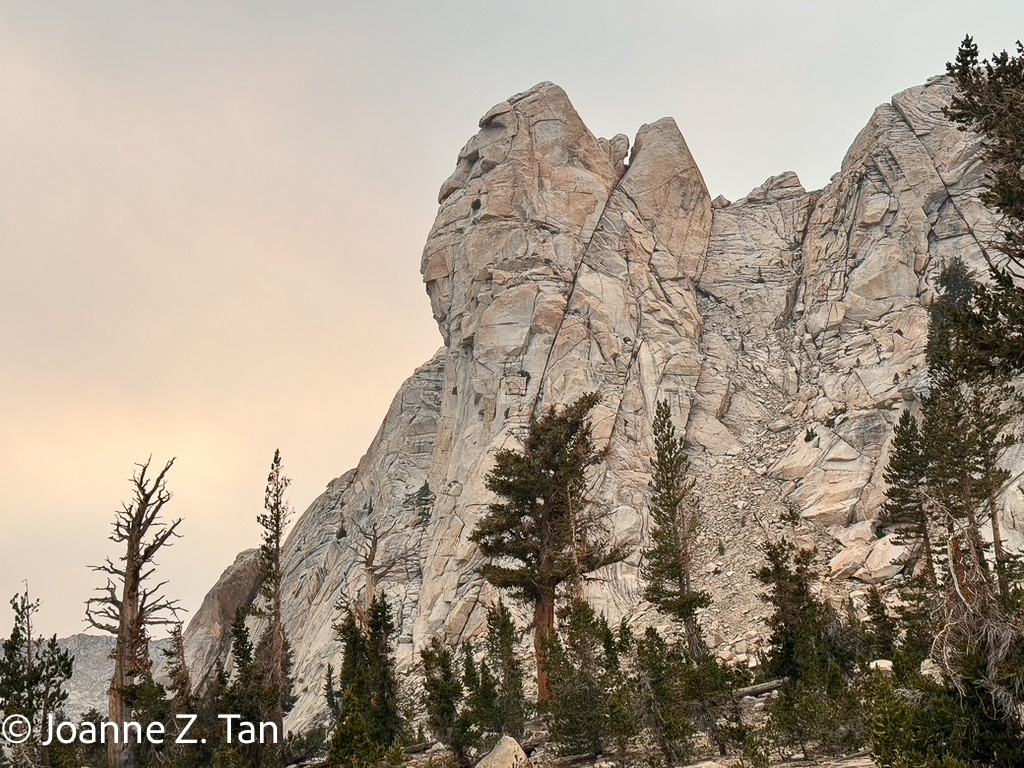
[256,449,295,743]
[470,392,629,704]
[327,596,404,766]
[642,399,709,657]
[880,409,936,586]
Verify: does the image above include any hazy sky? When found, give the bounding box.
[3,1,1023,638]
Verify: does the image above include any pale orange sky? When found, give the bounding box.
[3,1,1023,638]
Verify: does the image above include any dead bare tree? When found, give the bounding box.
[350,518,413,628]
[85,457,183,768]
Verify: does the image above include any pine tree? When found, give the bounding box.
[756,540,856,683]
[946,36,1024,282]
[919,259,1017,604]
[256,448,295,742]
[632,627,697,766]
[482,600,527,740]
[755,541,866,757]
[327,597,405,764]
[881,409,936,585]
[546,599,638,760]
[0,589,74,768]
[862,588,897,662]
[323,664,340,719]
[642,399,710,657]
[365,595,403,748]
[218,610,269,767]
[864,43,1024,758]
[471,392,629,703]
[420,637,472,765]
[163,622,193,712]
[335,609,369,707]
[327,690,402,768]
[462,649,500,747]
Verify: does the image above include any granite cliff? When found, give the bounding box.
[176,77,1023,732]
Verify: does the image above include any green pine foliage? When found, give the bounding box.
[642,400,710,646]
[481,600,527,740]
[756,541,856,683]
[943,36,1024,378]
[163,622,194,712]
[545,599,639,760]
[209,452,301,768]
[947,37,1024,281]
[218,610,274,767]
[462,649,501,746]
[881,409,936,583]
[632,627,698,765]
[335,610,368,706]
[754,540,869,757]
[255,449,296,745]
[0,590,74,768]
[420,600,528,761]
[328,690,404,768]
[470,392,629,703]
[871,671,1023,768]
[915,257,1019,609]
[862,588,897,662]
[328,597,406,767]
[637,400,739,758]
[869,44,1024,757]
[324,663,340,719]
[366,596,403,748]
[420,637,473,766]
[281,727,329,768]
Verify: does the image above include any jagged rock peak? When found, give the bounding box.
[736,171,807,205]
[172,78,1021,735]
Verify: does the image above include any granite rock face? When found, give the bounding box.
[181,548,263,686]
[182,78,1021,731]
[57,634,172,719]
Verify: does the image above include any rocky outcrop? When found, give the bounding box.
[182,548,262,686]
[179,77,1021,731]
[476,736,532,768]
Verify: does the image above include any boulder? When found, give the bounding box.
[829,544,871,578]
[854,534,909,584]
[869,659,894,675]
[830,519,878,548]
[477,736,531,768]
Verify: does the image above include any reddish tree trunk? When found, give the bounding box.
[534,592,555,705]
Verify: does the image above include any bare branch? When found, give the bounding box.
[85,455,183,768]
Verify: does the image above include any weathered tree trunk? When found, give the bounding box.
[109,563,140,768]
[268,612,286,740]
[85,459,181,768]
[534,592,555,705]
[989,498,1010,605]
[920,522,938,589]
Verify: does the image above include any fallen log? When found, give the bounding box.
[732,677,786,698]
